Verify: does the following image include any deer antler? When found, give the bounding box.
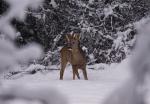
[73,33,76,38]
[70,31,74,36]
[77,34,80,40]
[65,35,70,42]
[73,33,80,40]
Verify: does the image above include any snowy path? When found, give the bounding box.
[2,60,131,104]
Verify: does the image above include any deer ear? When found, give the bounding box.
[65,35,70,42]
[76,34,80,40]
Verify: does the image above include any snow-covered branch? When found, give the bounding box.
[0,0,43,72]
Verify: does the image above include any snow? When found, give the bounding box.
[1,59,131,104]
[50,0,58,8]
[104,6,113,17]
[6,0,43,20]
[113,34,123,50]
[0,0,150,104]
[25,64,45,72]
[89,0,94,4]
[0,0,43,72]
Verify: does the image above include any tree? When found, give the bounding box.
[11,0,150,65]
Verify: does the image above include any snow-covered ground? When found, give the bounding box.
[1,59,131,104]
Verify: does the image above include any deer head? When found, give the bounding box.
[65,33,80,49]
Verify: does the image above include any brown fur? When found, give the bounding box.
[59,33,88,80]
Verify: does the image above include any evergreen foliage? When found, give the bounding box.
[1,0,150,65]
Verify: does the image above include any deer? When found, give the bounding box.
[59,33,88,80]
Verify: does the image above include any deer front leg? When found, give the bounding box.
[72,65,80,80]
[60,62,67,80]
[82,66,88,80]
[73,68,76,80]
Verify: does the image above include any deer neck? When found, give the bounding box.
[71,46,83,60]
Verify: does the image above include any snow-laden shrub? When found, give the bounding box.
[0,0,68,104]
[0,0,43,72]
[41,47,61,66]
[103,17,150,104]
[12,0,142,64]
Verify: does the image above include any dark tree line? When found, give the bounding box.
[1,0,150,65]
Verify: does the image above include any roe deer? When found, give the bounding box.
[60,33,88,80]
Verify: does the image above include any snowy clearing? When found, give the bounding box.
[1,59,131,104]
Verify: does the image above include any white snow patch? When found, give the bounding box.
[50,0,57,8]
[25,64,45,72]
[104,6,113,17]
[1,58,131,104]
[89,0,94,4]
[0,0,43,72]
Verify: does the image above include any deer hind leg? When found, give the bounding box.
[72,65,80,80]
[60,60,67,80]
[82,66,88,80]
